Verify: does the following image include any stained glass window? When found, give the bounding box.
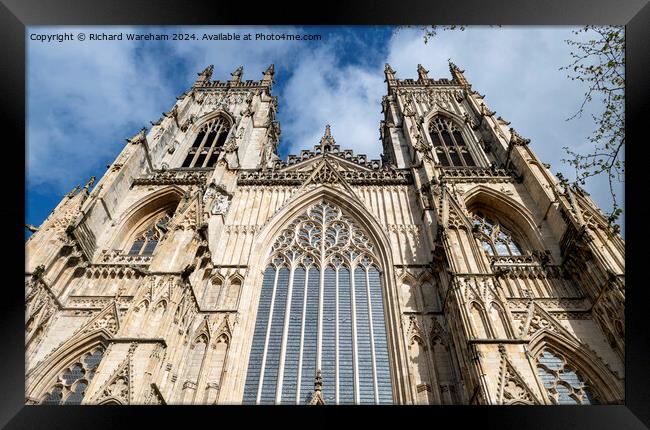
[472,212,523,257]
[40,346,105,405]
[243,201,393,404]
[536,349,599,405]
[127,212,172,256]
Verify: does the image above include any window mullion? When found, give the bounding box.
[350,264,360,404]
[256,267,280,404]
[203,121,223,167]
[440,131,450,165]
[190,125,211,167]
[365,267,379,404]
[275,263,295,403]
[335,267,340,404]
[295,268,309,404]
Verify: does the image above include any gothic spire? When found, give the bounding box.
[194,64,214,87]
[83,176,96,191]
[319,124,336,151]
[308,369,325,405]
[230,65,244,84]
[384,63,396,82]
[263,64,275,81]
[417,63,429,81]
[448,59,470,88]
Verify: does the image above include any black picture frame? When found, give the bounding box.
[6,0,648,428]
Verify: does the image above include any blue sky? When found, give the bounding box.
[26,26,624,237]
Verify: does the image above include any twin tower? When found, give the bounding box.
[25,62,624,405]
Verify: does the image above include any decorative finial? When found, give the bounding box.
[314,369,323,392]
[448,60,470,88]
[509,127,530,145]
[230,65,244,82]
[319,124,336,151]
[84,176,96,191]
[66,184,81,198]
[127,127,148,145]
[384,63,396,82]
[417,63,429,81]
[194,64,214,87]
[199,64,214,78]
[263,64,275,77]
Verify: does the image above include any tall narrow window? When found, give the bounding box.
[429,117,476,167]
[182,116,232,168]
[471,212,523,257]
[536,350,599,405]
[40,346,105,405]
[242,201,393,404]
[127,212,172,256]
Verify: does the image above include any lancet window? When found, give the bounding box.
[428,117,476,167]
[181,116,231,168]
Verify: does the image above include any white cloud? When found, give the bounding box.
[279,44,385,159]
[27,26,174,192]
[384,26,623,224]
[26,26,623,232]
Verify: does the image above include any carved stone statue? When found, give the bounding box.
[211,194,230,216]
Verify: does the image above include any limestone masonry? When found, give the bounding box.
[25,62,624,405]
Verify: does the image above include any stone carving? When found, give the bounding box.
[211,194,231,216]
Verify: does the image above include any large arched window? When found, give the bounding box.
[181,116,231,168]
[40,346,105,405]
[428,117,476,167]
[243,201,393,404]
[536,349,599,405]
[127,211,172,256]
[471,212,523,257]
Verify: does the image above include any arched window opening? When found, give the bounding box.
[40,346,105,405]
[536,349,599,405]
[127,211,173,256]
[429,117,476,167]
[242,201,393,405]
[471,212,523,257]
[223,278,242,310]
[182,116,231,168]
[470,302,488,338]
[408,337,433,405]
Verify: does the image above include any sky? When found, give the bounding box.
[26,25,624,237]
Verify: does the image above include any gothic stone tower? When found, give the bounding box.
[25,62,625,405]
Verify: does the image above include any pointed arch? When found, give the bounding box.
[26,330,109,404]
[463,185,546,253]
[191,108,235,133]
[422,108,481,167]
[528,331,623,403]
[469,301,489,339]
[223,275,243,310]
[182,109,235,168]
[203,274,224,309]
[239,185,407,404]
[107,186,183,252]
[398,273,419,313]
[407,333,434,404]
[146,299,168,337]
[488,301,510,338]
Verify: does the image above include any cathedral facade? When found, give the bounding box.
[25,62,625,405]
